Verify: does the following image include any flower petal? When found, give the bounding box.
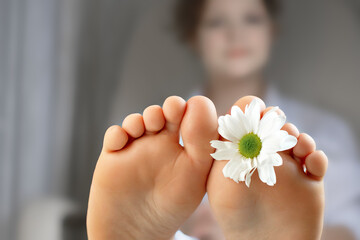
[245,98,262,134]
[261,138,281,155]
[222,157,252,183]
[245,167,256,187]
[256,153,282,168]
[210,140,238,150]
[223,114,246,139]
[218,116,238,142]
[256,153,269,166]
[270,153,283,166]
[258,107,286,139]
[258,164,276,186]
[231,106,252,134]
[211,148,238,160]
[261,130,293,154]
[279,134,297,151]
[257,164,268,184]
[267,165,276,186]
[210,140,238,160]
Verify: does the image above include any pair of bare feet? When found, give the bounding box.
[87,95,328,240]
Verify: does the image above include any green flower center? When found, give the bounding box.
[238,133,262,158]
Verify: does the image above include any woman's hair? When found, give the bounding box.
[173,0,282,43]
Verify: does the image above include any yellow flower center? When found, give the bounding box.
[238,133,262,158]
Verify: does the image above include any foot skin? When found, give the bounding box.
[207,96,328,240]
[87,96,218,240]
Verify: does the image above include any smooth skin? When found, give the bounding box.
[207,96,328,240]
[87,94,328,240]
[87,96,218,240]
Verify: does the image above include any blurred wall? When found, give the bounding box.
[1,0,148,239]
[1,0,63,239]
[269,0,360,135]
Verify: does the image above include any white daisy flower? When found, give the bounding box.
[210,98,298,187]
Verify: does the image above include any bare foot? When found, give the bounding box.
[86,96,218,240]
[207,96,328,240]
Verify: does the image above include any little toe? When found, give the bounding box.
[305,150,328,179]
[143,105,165,133]
[163,96,186,134]
[122,113,145,138]
[103,125,128,152]
[293,133,316,159]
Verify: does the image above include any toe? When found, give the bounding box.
[293,133,316,159]
[281,123,300,138]
[233,95,266,114]
[280,123,300,155]
[122,113,145,138]
[305,150,328,179]
[181,96,218,167]
[163,96,186,134]
[103,125,128,152]
[143,105,165,133]
[261,106,285,118]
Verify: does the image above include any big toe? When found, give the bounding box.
[232,95,266,114]
[181,96,218,169]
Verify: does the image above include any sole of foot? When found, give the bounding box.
[207,96,328,240]
[87,96,218,240]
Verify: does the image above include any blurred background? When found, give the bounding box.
[1,0,360,239]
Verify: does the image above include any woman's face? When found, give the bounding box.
[195,0,274,80]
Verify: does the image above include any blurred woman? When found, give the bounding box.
[173,0,360,239]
